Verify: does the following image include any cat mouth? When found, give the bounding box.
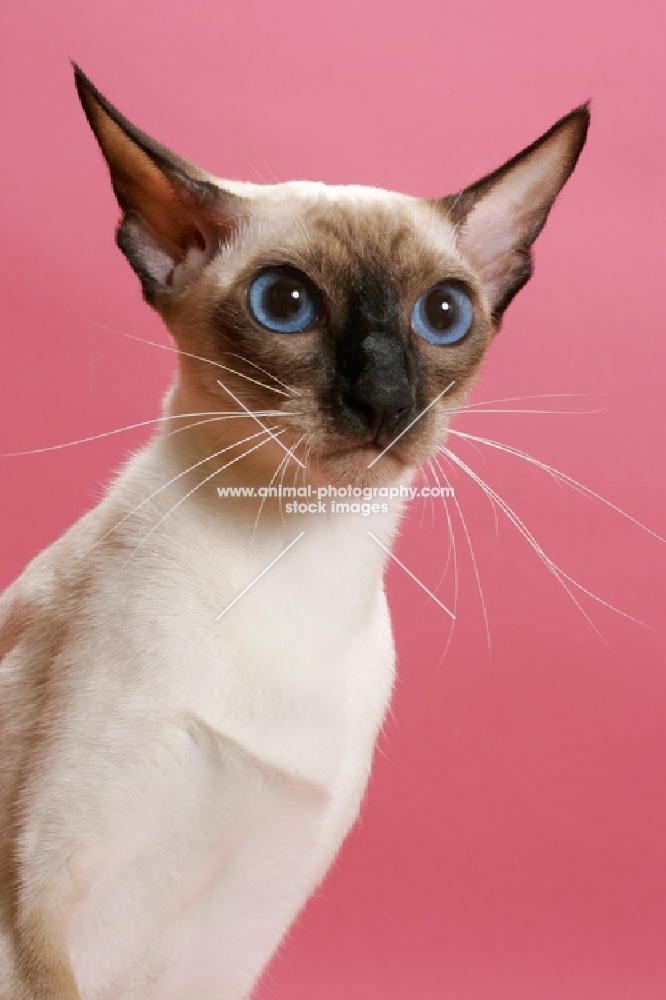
[321,427,407,460]
[319,440,407,468]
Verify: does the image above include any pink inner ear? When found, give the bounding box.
[463,199,523,269]
[120,207,222,291]
[458,195,531,309]
[169,244,210,289]
[462,153,566,266]
[455,122,583,311]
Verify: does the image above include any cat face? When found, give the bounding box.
[166,183,492,484]
[75,67,588,487]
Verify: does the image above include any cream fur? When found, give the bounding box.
[0,423,401,999]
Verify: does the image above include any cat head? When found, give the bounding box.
[75,66,588,487]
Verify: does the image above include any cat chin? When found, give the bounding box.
[309,446,411,490]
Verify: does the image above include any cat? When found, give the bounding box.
[0,65,588,1000]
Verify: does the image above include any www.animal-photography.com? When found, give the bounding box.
[1,2,665,998]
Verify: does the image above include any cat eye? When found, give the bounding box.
[248,266,322,334]
[411,281,473,346]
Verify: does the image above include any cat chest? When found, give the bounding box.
[68,565,395,999]
[68,717,333,1000]
[160,521,396,789]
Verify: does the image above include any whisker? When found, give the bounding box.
[449,429,666,543]
[425,467,437,535]
[118,430,283,573]
[289,446,301,497]
[417,466,431,534]
[252,432,305,542]
[444,446,606,637]
[446,436,499,533]
[447,407,606,417]
[226,353,301,397]
[214,361,292,397]
[86,429,270,557]
[446,156,489,216]
[256,151,281,185]
[435,454,491,654]
[277,456,288,527]
[276,433,299,529]
[291,434,307,493]
[216,378,306,469]
[0,411,283,457]
[252,450,290,543]
[426,465,437,535]
[302,437,315,487]
[91,322,290,396]
[276,433,306,528]
[432,458,460,663]
[462,392,606,409]
[444,448,650,634]
[244,157,271,184]
[426,460,453,586]
[162,414,286,439]
[298,445,307,491]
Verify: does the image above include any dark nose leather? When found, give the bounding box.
[341,384,414,437]
[341,334,415,438]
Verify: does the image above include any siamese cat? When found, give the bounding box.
[0,66,589,999]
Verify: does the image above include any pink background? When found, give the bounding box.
[1,1,665,997]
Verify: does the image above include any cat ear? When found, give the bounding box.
[74,65,245,300]
[444,106,590,322]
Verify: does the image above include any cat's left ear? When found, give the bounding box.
[443,106,590,323]
[74,65,245,303]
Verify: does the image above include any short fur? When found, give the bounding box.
[0,67,589,999]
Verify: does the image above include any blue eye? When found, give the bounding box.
[248,267,321,333]
[411,281,473,345]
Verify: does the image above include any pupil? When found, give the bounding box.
[267,278,304,319]
[426,289,456,331]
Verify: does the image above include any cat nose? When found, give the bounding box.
[339,333,416,439]
[341,380,415,439]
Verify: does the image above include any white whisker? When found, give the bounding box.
[276,434,303,528]
[426,460,452,586]
[446,406,605,417]
[444,448,650,634]
[87,429,269,557]
[462,392,606,409]
[435,455,491,654]
[227,353,301,397]
[118,431,282,573]
[252,433,305,541]
[91,322,290,396]
[449,429,666,543]
[289,447,300,496]
[417,466,431,534]
[299,436,314,490]
[163,414,286,441]
[252,451,290,543]
[0,411,283,457]
[293,435,307,487]
[216,379,305,469]
[255,151,280,185]
[213,361,292,397]
[431,458,459,663]
[243,157,270,184]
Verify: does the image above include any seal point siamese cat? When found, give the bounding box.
[0,66,589,999]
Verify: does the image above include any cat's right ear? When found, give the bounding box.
[74,65,245,302]
[442,106,590,325]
